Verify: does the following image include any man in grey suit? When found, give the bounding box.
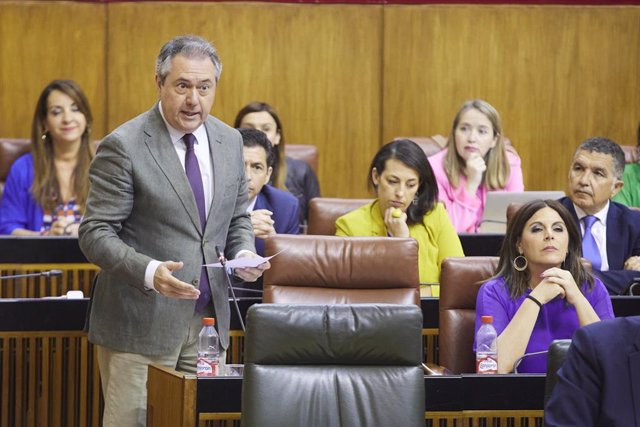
[79,35,268,427]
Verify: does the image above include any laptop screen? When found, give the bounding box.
[478,191,566,234]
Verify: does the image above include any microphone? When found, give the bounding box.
[513,350,548,373]
[0,269,63,281]
[215,246,246,333]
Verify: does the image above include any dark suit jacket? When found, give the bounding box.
[283,156,320,223]
[79,104,255,354]
[559,197,640,294]
[253,184,300,256]
[545,316,640,427]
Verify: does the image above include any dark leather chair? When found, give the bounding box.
[241,303,425,427]
[284,143,319,175]
[0,138,31,196]
[439,256,499,374]
[307,197,372,235]
[263,235,420,306]
[544,339,572,407]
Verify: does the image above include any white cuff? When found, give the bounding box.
[144,260,162,291]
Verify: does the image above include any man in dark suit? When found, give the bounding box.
[545,316,640,426]
[239,128,300,256]
[79,36,268,427]
[559,137,640,294]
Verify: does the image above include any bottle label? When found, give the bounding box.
[197,356,219,377]
[476,354,498,374]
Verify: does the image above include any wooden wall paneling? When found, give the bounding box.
[0,1,107,141]
[383,5,640,192]
[106,2,383,198]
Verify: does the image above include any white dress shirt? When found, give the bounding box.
[144,103,214,290]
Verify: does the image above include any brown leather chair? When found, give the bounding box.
[307,197,372,235]
[0,138,101,197]
[506,202,523,225]
[394,135,447,157]
[0,138,31,196]
[263,235,420,306]
[396,134,518,158]
[439,256,499,374]
[284,144,319,175]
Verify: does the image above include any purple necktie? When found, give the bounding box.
[183,133,211,312]
[582,215,602,271]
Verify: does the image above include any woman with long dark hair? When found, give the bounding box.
[475,199,613,373]
[335,139,463,283]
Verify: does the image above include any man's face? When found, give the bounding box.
[568,149,623,214]
[243,145,273,202]
[156,54,216,133]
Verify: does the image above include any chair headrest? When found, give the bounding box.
[264,235,419,288]
[244,303,423,365]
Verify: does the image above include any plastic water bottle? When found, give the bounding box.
[476,315,498,374]
[197,317,219,377]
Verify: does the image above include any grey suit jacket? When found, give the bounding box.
[79,104,255,355]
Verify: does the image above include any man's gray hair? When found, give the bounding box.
[577,136,626,179]
[156,35,222,84]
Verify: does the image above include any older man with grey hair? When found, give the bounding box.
[558,136,640,295]
[79,35,268,426]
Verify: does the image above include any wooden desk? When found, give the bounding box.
[147,364,545,427]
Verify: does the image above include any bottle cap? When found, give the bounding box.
[481,315,493,324]
[202,317,215,326]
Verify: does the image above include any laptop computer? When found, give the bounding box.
[478,191,566,234]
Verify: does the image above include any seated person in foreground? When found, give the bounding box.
[475,199,613,373]
[428,99,524,233]
[0,80,94,236]
[239,128,300,257]
[559,136,640,294]
[544,316,640,427]
[335,139,464,284]
[612,123,640,208]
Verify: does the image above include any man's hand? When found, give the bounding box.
[233,251,270,282]
[153,261,200,299]
[624,255,640,271]
[250,209,276,238]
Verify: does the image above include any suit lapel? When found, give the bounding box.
[143,105,202,233]
[629,320,640,426]
[605,203,624,268]
[254,191,270,212]
[204,119,226,234]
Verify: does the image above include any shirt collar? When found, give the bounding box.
[158,101,207,145]
[573,200,609,225]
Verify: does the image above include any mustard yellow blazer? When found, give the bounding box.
[335,200,464,283]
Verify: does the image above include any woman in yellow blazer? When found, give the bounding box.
[336,139,464,284]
